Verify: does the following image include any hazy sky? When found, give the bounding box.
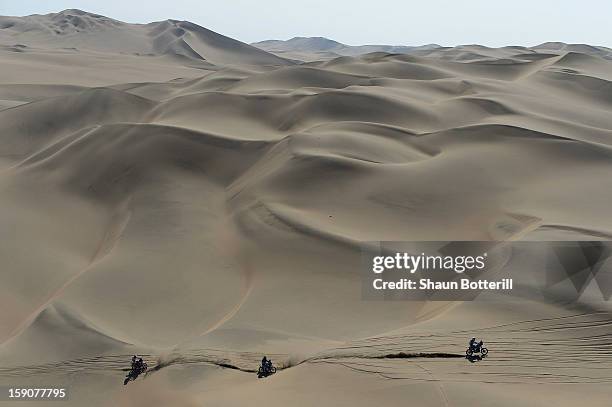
[2,0,610,47]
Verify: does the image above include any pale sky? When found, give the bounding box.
[1,0,610,48]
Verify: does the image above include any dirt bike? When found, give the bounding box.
[257,364,277,378]
[123,362,148,385]
[466,344,488,358]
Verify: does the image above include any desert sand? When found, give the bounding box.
[0,9,611,407]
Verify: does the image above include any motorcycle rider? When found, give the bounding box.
[131,355,144,372]
[468,338,485,353]
[261,356,268,373]
[124,355,146,385]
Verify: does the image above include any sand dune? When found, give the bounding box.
[0,9,611,407]
[252,37,441,62]
[0,9,289,66]
[253,36,612,63]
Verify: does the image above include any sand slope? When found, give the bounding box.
[0,9,290,67]
[0,10,611,407]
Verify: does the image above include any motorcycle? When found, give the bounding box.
[123,362,148,385]
[466,343,488,358]
[257,364,277,378]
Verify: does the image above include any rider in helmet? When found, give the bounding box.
[131,355,144,372]
[469,338,477,351]
[261,356,268,372]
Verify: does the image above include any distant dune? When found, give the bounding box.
[0,9,290,66]
[252,36,612,63]
[0,9,611,407]
[252,36,441,61]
